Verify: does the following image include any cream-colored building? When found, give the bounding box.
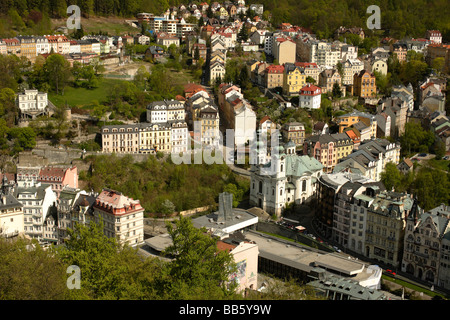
[218,234,259,293]
[139,123,172,153]
[92,188,145,246]
[101,124,140,154]
[273,38,296,65]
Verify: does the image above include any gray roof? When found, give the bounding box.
[0,194,23,210]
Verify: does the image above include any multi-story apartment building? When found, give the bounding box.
[273,38,296,65]
[46,35,70,55]
[299,83,322,109]
[425,30,442,44]
[294,62,320,83]
[146,100,186,124]
[315,172,373,238]
[17,36,36,63]
[16,89,49,121]
[35,36,50,55]
[92,188,145,246]
[391,43,407,62]
[265,64,284,89]
[281,121,305,146]
[210,61,226,83]
[199,106,220,148]
[250,143,323,216]
[38,166,78,198]
[0,177,24,239]
[283,63,306,96]
[353,70,376,98]
[336,111,377,139]
[101,124,141,154]
[138,122,172,153]
[303,134,337,173]
[217,83,256,148]
[48,187,91,243]
[15,181,57,242]
[365,191,418,268]
[377,97,408,138]
[333,181,383,249]
[346,186,381,256]
[342,59,364,86]
[3,38,21,56]
[402,204,449,287]
[319,68,342,94]
[334,138,400,182]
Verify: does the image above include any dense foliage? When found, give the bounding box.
[79,154,250,215]
[381,160,450,212]
[1,0,448,41]
[250,0,450,41]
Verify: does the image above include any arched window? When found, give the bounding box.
[302,180,307,191]
[259,181,263,193]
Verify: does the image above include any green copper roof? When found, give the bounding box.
[285,154,323,177]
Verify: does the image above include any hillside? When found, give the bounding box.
[247,0,450,41]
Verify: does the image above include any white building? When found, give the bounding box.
[210,61,226,83]
[15,181,57,242]
[299,83,322,109]
[146,100,186,124]
[249,144,324,216]
[0,177,24,239]
[235,102,257,148]
[170,120,189,154]
[342,59,364,85]
[16,89,49,121]
[35,36,50,55]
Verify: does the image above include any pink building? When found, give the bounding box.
[38,166,78,197]
[218,234,259,294]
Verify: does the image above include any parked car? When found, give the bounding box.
[385,269,396,276]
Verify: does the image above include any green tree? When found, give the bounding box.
[332,82,342,98]
[431,57,445,75]
[380,162,403,191]
[57,220,154,299]
[158,216,238,299]
[7,127,36,153]
[305,76,316,84]
[0,237,69,299]
[43,54,71,94]
[237,24,249,42]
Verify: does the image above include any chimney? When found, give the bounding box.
[218,192,233,222]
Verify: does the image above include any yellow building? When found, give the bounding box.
[139,123,172,153]
[282,63,306,96]
[337,111,377,139]
[17,36,36,63]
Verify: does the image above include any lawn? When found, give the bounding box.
[51,16,139,36]
[49,78,123,108]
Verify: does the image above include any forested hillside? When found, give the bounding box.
[248,0,450,41]
[0,0,448,41]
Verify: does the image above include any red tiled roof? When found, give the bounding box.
[259,115,272,125]
[266,64,284,73]
[300,84,321,95]
[217,240,236,252]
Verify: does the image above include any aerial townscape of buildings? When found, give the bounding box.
[1,0,450,302]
